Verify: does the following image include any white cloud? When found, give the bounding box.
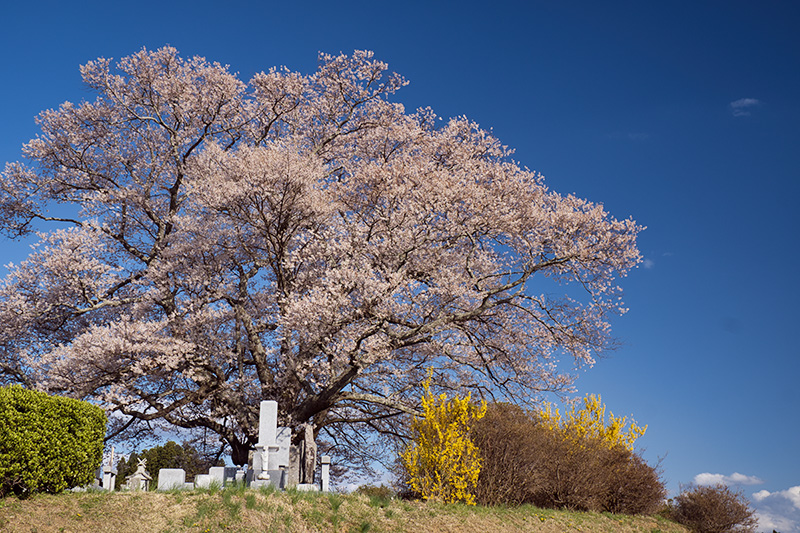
[752,487,800,509]
[730,472,767,485]
[694,472,764,486]
[756,510,798,533]
[730,98,761,116]
[783,487,800,510]
[754,489,771,502]
[751,486,800,533]
[643,258,655,269]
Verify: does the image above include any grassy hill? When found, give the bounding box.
[0,485,689,533]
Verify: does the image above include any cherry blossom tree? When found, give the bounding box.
[0,47,641,467]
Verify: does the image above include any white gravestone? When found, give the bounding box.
[194,473,212,489]
[258,400,278,446]
[208,466,239,487]
[252,400,278,488]
[248,400,295,489]
[157,468,186,491]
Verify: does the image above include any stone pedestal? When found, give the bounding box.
[102,464,116,491]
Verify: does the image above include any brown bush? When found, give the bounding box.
[669,484,757,533]
[471,402,665,514]
[602,450,666,515]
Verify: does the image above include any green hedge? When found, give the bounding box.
[0,385,106,497]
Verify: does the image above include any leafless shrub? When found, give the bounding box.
[669,484,757,533]
[471,402,666,514]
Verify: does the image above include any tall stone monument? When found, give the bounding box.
[247,400,324,490]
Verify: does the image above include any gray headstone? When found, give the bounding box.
[268,427,291,470]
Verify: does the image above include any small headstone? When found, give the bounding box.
[208,466,239,487]
[194,474,212,489]
[157,468,186,491]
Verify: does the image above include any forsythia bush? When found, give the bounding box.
[0,385,106,497]
[539,394,646,451]
[400,376,486,504]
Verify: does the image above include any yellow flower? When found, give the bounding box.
[400,372,486,505]
[539,394,646,451]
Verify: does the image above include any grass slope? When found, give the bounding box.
[0,486,689,533]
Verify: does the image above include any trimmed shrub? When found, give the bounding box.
[0,385,106,497]
[670,484,757,533]
[472,402,665,514]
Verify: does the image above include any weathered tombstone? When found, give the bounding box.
[287,445,301,488]
[157,468,186,491]
[300,423,317,485]
[292,425,318,491]
[320,456,331,492]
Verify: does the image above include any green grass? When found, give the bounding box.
[0,487,691,533]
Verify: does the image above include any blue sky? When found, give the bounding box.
[1,1,798,529]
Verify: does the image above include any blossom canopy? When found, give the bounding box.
[0,47,641,466]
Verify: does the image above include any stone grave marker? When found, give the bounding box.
[157,468,186,491]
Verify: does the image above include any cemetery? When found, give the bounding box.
[91,401,331,493]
